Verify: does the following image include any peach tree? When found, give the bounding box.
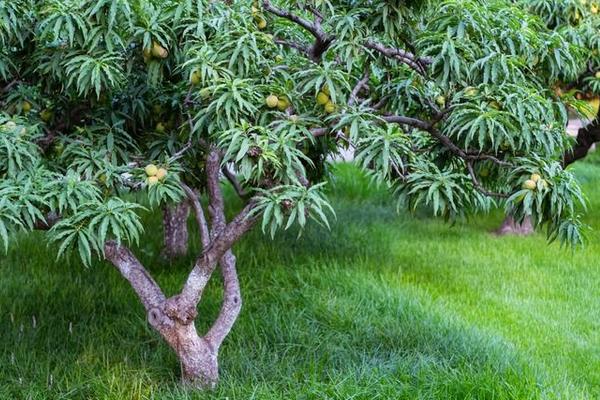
[493,0,600,235]
[522,0,600,164]
[0,0,588,389]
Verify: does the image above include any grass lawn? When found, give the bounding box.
[1,159,599,399]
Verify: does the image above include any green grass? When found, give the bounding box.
[2,160,600,399]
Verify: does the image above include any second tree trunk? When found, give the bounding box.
[163,201,190,259]
[495,215,533,236]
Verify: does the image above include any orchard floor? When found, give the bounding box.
[1,160,600,400]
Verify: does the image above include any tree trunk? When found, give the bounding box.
[102,151,257,390]
[563,109,600,166]
[160,322,219,389]
[104,237,247,390]
[162,201,190,259]
[495,215,533,236]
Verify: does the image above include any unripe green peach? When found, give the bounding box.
[190,70,201,85]
[266,94,279,108]
[324,101,335,114]
[277,97,289,111]
[522,179,536,190]
[22,101,32,113]
[145,164,158,177]
[316,92,329,105]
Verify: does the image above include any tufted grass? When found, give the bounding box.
[1,159,599,399]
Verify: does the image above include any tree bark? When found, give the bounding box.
[159,320,219,388]
[162,201,190,259]
[104,241,224,389]
[101,171,257,389]
[495,215,533,236]
[102,150,259,390]
[563,110,600,167]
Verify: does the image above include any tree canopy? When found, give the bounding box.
[0,0,593,387]
[0,0,589,257]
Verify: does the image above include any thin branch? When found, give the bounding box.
[262,0,320,38]
[204,250,241,350]
[382,115,432,131]
[349,68,370,107]
[304,4,324,23]
[222,166,248,199]
[169,136,193,163]
[382,114,512,168]
[1,79,18,94]
[181,183,210,250]
[206,148,226,232]
[169,88,197,163]
[273,37,310,56]
[262,0,334,61]
[466,161,509,198]
[372,96,389,110]
[364,39,429,75]
[310,127,330,137]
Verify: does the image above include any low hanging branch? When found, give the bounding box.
[466,161,509,198]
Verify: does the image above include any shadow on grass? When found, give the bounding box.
[0,196,545,399]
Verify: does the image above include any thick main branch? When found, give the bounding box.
[205,250,242,349]
[262,0,334,61]
[104,241,166,310]
[175,200,258,316]
[563,112,600,167]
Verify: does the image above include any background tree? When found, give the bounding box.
[495,0,600,234]
[525,0,600,164]
[0,0,588,389]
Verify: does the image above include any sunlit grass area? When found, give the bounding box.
[1,159,599,399]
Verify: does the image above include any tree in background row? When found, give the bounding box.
[525,0,600,164]
[0,0,589,389]
[495,0,600,235]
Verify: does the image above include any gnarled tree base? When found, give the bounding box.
[158,318,219,389]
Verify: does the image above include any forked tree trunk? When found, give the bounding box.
[162,201,190,259]
[495,215,533,236]
[104,242,243,389]
[103,150,256,390]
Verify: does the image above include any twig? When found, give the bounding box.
[466,161,509,198]
[181,182,211,250]
[222,166,248,199]
[349,67,370,107]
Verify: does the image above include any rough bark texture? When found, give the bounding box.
[162,201,190,259]
[563,110,600,167]
[104,240,222,388]
[495,215,534,236]
[102,152,257,390]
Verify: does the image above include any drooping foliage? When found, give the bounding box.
[521,0,600,104]
[0,0,590,265]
